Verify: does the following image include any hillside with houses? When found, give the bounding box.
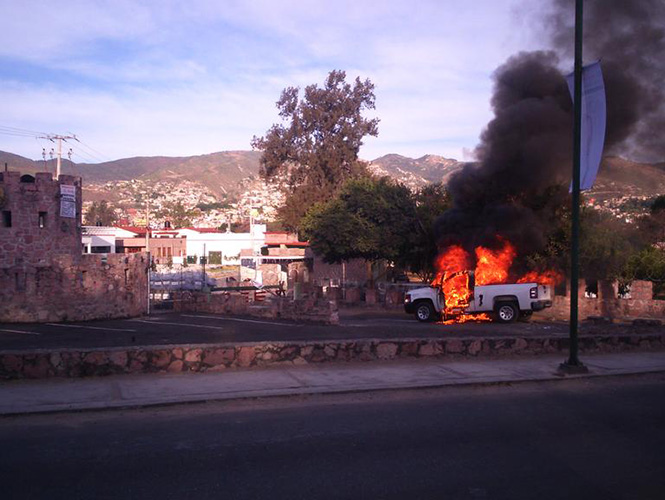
[1,150,663,229]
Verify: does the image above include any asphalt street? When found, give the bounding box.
[1,374,663,499]
[0,309,646,351]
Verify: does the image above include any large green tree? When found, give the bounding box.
[251,70,379,231]
[622,246,665,298]
[301,178,416,265]
[301,177,451,278]
[84,200,117,226]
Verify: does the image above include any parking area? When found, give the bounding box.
[0,310,579,351]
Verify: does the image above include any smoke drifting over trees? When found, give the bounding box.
[435,0,664,271]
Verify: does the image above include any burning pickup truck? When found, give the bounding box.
[404,270,553,323]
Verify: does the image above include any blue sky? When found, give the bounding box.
[1,0,551,163]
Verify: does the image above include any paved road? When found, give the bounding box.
[0,309,645,351]
[1,375,663,499]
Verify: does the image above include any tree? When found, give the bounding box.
[84,200,117,226]
[301,177,418,267]
[158,201,196,228]
[410,183,453,280]
[252,70,379,231]
[651,194,665,214]
[579,208,642,283]
[622,246,665,298]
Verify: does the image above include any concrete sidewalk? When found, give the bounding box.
[1,351,664,416]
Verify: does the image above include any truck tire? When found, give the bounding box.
[495,302,518,323]
[415,301,436,322]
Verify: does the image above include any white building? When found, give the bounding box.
[173,224,266,265]
[82,226,139,254]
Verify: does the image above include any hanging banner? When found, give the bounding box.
[60,184,76,218]
[566,60,607,191]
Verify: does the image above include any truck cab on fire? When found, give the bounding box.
[404,271,553,323]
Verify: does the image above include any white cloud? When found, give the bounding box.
[0,0,548,162]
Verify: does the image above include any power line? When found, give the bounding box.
[74,137,109,161]
[72,139,108,163]
[2,125,111,167]
[0,125,48,136]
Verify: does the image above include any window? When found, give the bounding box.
[2,211,11,228]
[38,212,47,228]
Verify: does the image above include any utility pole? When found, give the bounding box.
[38,134,77,179]
[146,200,151,316]
[560,0,588,374]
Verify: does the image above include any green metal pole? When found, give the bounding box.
[562,0,587,373]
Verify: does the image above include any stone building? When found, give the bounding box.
[0,170,148,323]
[0,171,81,267]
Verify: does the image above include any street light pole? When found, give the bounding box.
[561,0,588,374]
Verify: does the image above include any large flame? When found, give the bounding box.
[432,238,561,323]
[475,240,516,285]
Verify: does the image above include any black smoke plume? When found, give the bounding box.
[435,0,664,268]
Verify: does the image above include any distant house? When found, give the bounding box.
[241,231,311,286]
[82,226,138,254]
[113,226,187,264]
[172,224,267,265]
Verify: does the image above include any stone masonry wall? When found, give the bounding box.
[1,331,663,379]
[0,252,149,323]
[543,280,665,321]
[0,172,82,267]
[173,291,339,325]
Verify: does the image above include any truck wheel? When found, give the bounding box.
[495,302,518,323]
[415,301,436,322]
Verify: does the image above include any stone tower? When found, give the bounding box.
[0,171,82,268]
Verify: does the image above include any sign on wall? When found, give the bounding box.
[60,185,76,218]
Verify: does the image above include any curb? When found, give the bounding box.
[2,360,664,417]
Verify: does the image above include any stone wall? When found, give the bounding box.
[0,172,82,267]
[0,253,149,323]
[543,280,665,321]
[2,331,663,379]
[173,291,339,325]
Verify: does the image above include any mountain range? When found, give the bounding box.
[1,150,663,202]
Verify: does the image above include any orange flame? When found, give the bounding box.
[517,270,563,288]
[432,238,561,324]
[475,240,516,285]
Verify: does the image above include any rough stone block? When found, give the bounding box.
[513,338,528,352]
[376,342,398,360]
[400,343,419,357]
[445,339,464,354]
[167,360,184,373]
[2,354,24,373]
[204,348,235,366]
[324,345,337,358]
[419,342,438,356]
[151,350,172,368]
[236,346,256,367]
[84,351,108,366]
[467,340,482,356]
[184,348,202,363]
[108,351,128,368]
[23,356,51,379]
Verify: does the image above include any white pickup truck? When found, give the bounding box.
[404,271,553,323]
